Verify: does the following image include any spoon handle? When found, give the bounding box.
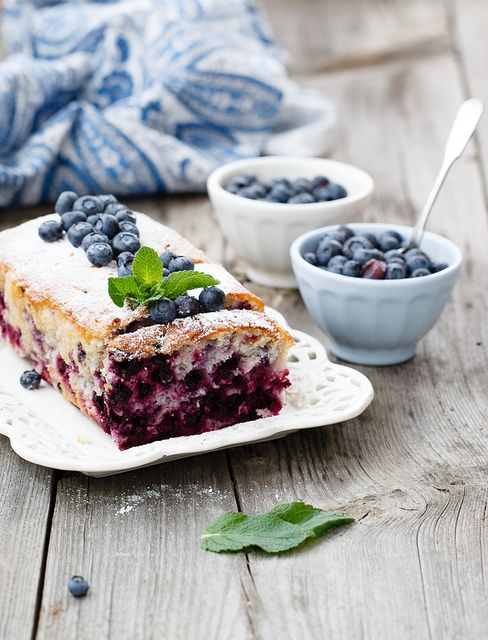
[408,99,484,248]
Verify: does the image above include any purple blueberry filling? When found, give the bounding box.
[100,349,290,450]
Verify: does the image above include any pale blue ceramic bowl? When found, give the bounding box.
[290,223,463,365]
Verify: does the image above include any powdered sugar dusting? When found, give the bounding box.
[0,212,262,338]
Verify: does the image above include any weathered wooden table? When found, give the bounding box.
[1,1,487,638]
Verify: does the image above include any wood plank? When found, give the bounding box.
[36,457,257,640]
[260,0,449,73]
[226,51,488,639]
[0,439,55,640]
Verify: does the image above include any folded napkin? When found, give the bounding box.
[0,0,335,206]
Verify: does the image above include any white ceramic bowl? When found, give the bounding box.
[207,156,373,288]
[290,223,463,365]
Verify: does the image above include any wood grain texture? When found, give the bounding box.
[0,440,55,640]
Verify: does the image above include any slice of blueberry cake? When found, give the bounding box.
[0,201,293,450]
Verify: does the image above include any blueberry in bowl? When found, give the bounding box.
[207,156,373,289]
[290,222,463,365]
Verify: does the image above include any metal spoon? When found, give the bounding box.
[400,98,483,252]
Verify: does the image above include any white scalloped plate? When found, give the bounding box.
[0,310,373,477]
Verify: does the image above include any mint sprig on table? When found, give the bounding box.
[108,247,219,308]
[201,502,354,553]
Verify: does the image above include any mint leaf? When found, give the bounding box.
[162,271,220,300]
[132,247,163,286]
[200,502,354,554]
[108,276,141,308]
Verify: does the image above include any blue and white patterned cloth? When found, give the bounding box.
[0,0,334,207]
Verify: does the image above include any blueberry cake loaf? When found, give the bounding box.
[0,206,293,450]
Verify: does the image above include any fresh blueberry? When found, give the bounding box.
[406,255,431,273]
[327,255,348,268]
[410,268,431,277]
[67,222,95,248]
[326,263,344,274]
[98,194,118,208]
[352,248,385,266]
[288,192,316,204]
[118,221,139,236]
[342,260,362,277]
[431,262,448,272]
[379,232,402,252]
[269,184,294,202]
[38,219,64,242]
[115,209,136,223]
[239,183,267,199]
[163,268,170,277]
[384,249,406,263]
[312,175,330,190]
[174,294,202,317]
[55,191,78,215]
[117,251,134,277]
[168,256,194,272]
[160,250,176,268]
[303,251,319,266]
[223,179,241,194]
[385,262,407,279]
[60,211,87,231]
[20,369,41,390]
[112,232,140,256]
[149,297,177,324]
[86,242,113,267]
[362,232,380,249]
[316,238,343,266]
[105,203,128,216]
[315,183,346,201]
[343,235,374,259]
[81,232,109,252]
[68,576,89,598]
[329,226,354,243]
[405,248,427,260]
[363,258,387,279]
[292,178,313,193]
[94,214,120,239]
[229,174,256,189]
[199,286,226,312]
[384,230,402,242]
[73,195,104,216]
[264,195,283,203]
[86,214,102,226]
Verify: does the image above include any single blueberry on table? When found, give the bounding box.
[98,194,118,208]
[352,247,385,266]
[288,192,316,204]
[199,286,226,312]
[379,232,402,252]
[342,260,362,277]
[81,232,109,252]
[94,214,120,239]
[112,232,141,256]
[168,256,194,273]
[68,576,89,598]
[160,250,175,268]
[86,242,113,267]
[303,251,319,266]
[385,262,407,279]
[55,191,78,214]
[316,238,343,266]
[343,235,374,259]
[38,219,64,242]
[406,254,430,273]
[362,258,387,279]
[117,251,134,276]
[115,209,136,223]
[411,268,431,277]
[174,294,202,317]
[60,211,87,231]
[73,195,104,216]
[149,297,177,324]
[67,222,95,248]
[118,221,139,236]
[20,369,41,390]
